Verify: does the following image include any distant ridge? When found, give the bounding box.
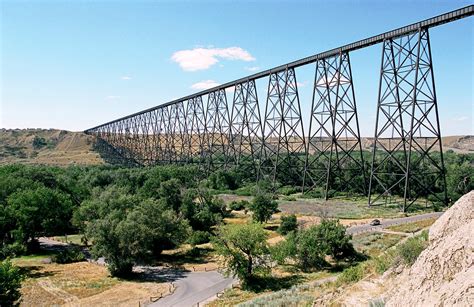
[0,129,472,166]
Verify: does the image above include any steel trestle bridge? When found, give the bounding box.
[86,6,473,211]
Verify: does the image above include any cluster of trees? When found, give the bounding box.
[0,149,471,295]
[213,218,355,287]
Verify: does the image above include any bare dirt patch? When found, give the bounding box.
[14,258,172,307]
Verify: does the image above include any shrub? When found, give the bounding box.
[277,214,298,235]
[337,262,367,285]
[229,200,249,211]
[187,231,211,246]
[277,185,298,196]
[249,194,278,223]
[0,259,24,306]
[270,234,297,265]
[0,243,26,260]
[51,247,86,264]
[397,231,428,265]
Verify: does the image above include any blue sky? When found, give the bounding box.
[1,0,472,136]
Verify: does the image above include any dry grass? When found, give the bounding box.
[13,256,172,307]
[351,233,405,257]
[386,218,437,233]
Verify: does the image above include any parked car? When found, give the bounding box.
[370,219,381,226]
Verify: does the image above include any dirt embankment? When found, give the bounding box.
[0,128,103,166]
[385,191,474,306]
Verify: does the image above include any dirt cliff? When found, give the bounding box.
[385,191,474,306]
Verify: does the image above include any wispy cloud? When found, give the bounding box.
[191,80,221,90]
[172,47,255,71]
[453,116,468,122]
[121,76,132,80]
[245,66,260,72]
[105,95,121,100]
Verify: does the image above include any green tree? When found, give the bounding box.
[7,187,73,249]
[158,179,183,212]
[0,259,24,306]
[315,219,354,260]
[180,188,227,231]
[87,198,189,277]
[271,219,354,271]
[277,214,298,235]
[248,194,278,223]
[213,223,269,286]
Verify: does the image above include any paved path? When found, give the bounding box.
[346,211,442,235]
[150,270,235,307]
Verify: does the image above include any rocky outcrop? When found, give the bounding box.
[385,191,474,306]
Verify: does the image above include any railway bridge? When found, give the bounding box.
[86,6,473,211]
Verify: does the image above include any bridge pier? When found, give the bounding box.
[303,52,366,199]
[206,89,232,172]
[229,80,263,179]
[368,28,447,211]
[258,67,306,189]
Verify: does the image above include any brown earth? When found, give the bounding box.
[14,258,173,307]
[0,128,103,166]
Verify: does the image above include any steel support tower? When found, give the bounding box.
[258,67,306,187]
[368,28,447,211]
[303,52,366,198]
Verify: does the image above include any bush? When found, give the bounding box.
[397,231,428,265]
[51,247,86,264]
[229,200,249,211]
[0,259,24,306]
[249,194,278,223]
[277,214,298,235]
[337,262,367,285]
[277,185,298,196]
[270,234,297,265]
[187,231,211,246]
[0,243,26,260]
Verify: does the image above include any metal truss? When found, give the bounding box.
[85,7,471,210]
[368,28,447,211]
[186,96,208,165]
[303,52,366,198]
[229,80,263,177]
[206,89,232,170]
[258,67,306,187]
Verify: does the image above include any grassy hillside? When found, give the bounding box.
[0,128,471,166]
[0,129,103,166]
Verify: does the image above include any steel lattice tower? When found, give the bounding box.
[186,96,208,165]
[303,52,365,198]
[206,89,232,170]
[229,80,264,177]
[259,67,306,187]
[368,28,447,211]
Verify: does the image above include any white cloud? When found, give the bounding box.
[191,80,221,90]
[106,95,121,100]
[171,47,255,71]
[245,66,260,72]
[121,76,132,80]
[453,116,468,122]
